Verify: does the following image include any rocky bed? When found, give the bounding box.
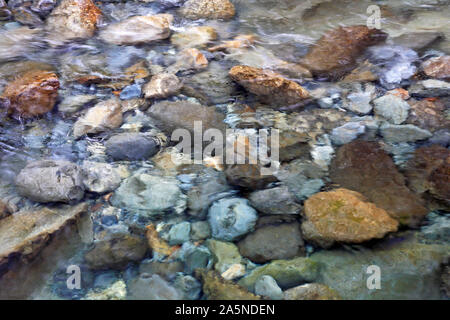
[0,0,449,300]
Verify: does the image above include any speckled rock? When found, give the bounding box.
[73,99,123,138]
[81,161,121,193]
[0,70,59,118]
[302,188,398,248]
[373,94,410,124]
[208,198,258,241]
[330,140,428,226]
[15,160,85,203]
[300,25,387,79]
[422,56,450,80]
[181,0,235,20]
[143,73,182,99]
[229,65,309,106]
[283,283,340,300]
[380,123,432,143]
[45,0,102,42]
[99,14,173,45]
[248,186,301,215]
[406,99,449,132]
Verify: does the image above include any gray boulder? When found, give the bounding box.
[111,173,187,216]
[82,161,121,193]
[105,132,159,161]
[15,160,84,203]
[208,198,258,241]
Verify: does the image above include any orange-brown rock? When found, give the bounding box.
[330,140,428,226]
[300,25,387,79]
[46,0,102,42]
[404,145,450,208]
[422,56,450,80]
[302,188,399,248]
[229,65,309,106]
[407,99,449,132]
[0,70,59,118]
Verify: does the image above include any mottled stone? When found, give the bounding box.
[181,0,235,20]
[373,94,410,124]
[302,189,398,248]
[81,161,121,193]
[46,0,102,42]
[406,99,448,132]
[380,123,432,143]
[248,186,301,215]
[171,26,217,49]
[0,70,59,118]
[255,275,283,300]
[73,99,122,138]
[330,140,428,226]
[16,160,84,203]
[422,56,450,80]
[229,65,309,106]
[143,73,182,99]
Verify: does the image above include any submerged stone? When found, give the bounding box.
[330,140,428,226]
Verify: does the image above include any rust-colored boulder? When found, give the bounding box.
[302,188,398,248]
[229,65,309,106]
[404,145,450,208]
[0,70,59,118]
[300,25,387,79]
[330,140,428,226]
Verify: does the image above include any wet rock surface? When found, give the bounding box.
[330,140,428,226]
[105,132,159,161]
[180,0,235,20]
[302,188,399,248]
[99,14,173,46]
[1,70,59,118]
[229,65,309,106]
[300,25,387,79]
[238,222,304,263]
[283,283,340,300]
[16,160,85,203]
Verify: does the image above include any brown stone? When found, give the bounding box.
[300,25,387,79]
[404,145,450,208]
[0,200,10,220]
[229,65,309,106]
[0,203,88,271]
[302,188,399,248]
[0,70,59,118]
[181,0,235,20]
[225,164,277,190]
[143,73,182,99]
[422,56,450,80]
[407,99,448,132]
[208,35,257,52]
[330,140,428,226]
